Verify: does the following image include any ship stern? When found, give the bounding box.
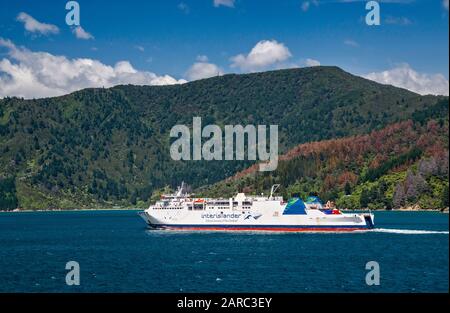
[363,213,375,229]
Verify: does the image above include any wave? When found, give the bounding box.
[145,228,449,235]
[370,228,449,235]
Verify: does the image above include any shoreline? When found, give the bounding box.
[1,208,448,213]
[344,208,449,213]
[0,208,142,213]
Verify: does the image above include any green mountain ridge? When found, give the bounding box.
[0,66,448,210]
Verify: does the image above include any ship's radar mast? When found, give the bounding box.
[269,184,280,199]
[176,182,187,197]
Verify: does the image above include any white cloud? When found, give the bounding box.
[72,26,94,40]
[16,12,59,35]
[305,58,321,67]
[186,57,224,81]
[301,1,319,12]
[135,45,145,52]
[178,2,190,14]
[0,38,186,99]
[444,0,449,10]
[364,64,449,96]
[344,39,359,47]
[230,40,292,72]
[177,2,190,14]
[301,2,311,11]
[196,55,209,62]
[213,0,235,8]
[336,0,414,2]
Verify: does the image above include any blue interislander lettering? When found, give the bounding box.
[201,213,241,219]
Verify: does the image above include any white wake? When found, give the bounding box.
[370,228,449,235]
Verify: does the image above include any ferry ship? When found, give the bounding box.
[138,183,375,232]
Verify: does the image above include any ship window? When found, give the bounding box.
[194,204,204,210]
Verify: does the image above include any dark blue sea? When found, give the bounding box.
[0,210,448,293]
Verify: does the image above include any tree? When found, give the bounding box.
[130,191,137,206]
[404,170,428,203]
[0,177,19,210]
[336,195,359,210]
[393,183,405,208]
[344,181,352,195]
[442,187,449,208]
[360,188,370,208]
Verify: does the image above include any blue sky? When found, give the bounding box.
[0,0,448,98]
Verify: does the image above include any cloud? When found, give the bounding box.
[301,2,311,11]
[178,2,190,14]
[0,38,186,99]
[213,0,235,8]
[230,40,292,72]
[336,0,414,2]
[344,39,359,47]
[364,64,449,96]
[16,12,59,35]
[186,57,224,80]
[135,45,145,52]
[305,58,321,67]
[444,0,449,10]
[72,26,94,40]
[196,55,209,62]
[301,1,319,12]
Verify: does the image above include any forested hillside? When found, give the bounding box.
[0,67,447,210]
[199,106,449,210]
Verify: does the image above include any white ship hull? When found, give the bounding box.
[138,211,374,232]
